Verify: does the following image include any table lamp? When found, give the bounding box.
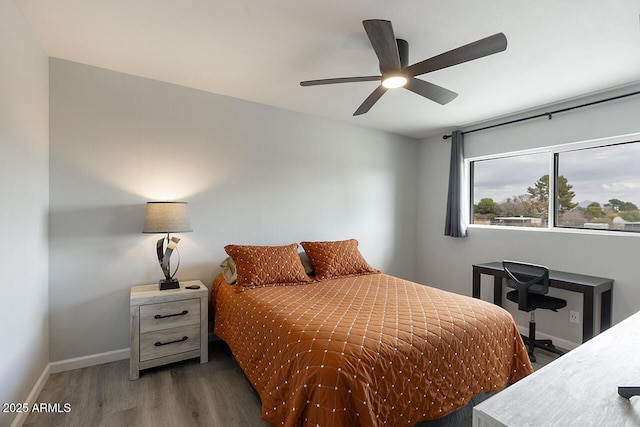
[142,201,193,290]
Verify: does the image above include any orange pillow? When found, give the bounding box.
[224,243,311,290]
[300,239,379,280]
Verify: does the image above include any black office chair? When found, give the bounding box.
[503,260,567,362]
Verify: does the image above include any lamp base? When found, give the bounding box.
[159,278,180,291]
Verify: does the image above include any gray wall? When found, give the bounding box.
[0,1,49,425]
[49,59,418,361]
[417,84,640,347]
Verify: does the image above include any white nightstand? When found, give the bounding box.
[130,280,208,380]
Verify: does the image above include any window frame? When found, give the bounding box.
[465,132,640,236]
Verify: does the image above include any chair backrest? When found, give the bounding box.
[502,260,550,295]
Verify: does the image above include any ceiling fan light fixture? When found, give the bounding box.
[381,74,407,89]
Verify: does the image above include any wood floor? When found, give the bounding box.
[24,340,560,427]
[25,340,269,427]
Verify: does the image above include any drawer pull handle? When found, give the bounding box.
[154,310,188,319]
[154,336,188,347]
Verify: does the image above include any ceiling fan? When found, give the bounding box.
[300,20,507,116]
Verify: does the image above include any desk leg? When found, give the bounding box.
[473,268,481,299]
[473,269,503,306]
[493,276,503,307]
[583,291,595,342]
[601,289,612,332]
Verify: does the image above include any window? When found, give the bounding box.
[556,141,640,232]
[468,135,640,234]
[471,152,549,228]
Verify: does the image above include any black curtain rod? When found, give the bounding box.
[442,89,640,140]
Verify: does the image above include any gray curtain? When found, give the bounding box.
[444,130,467,237]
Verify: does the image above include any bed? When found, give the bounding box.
[211,241,532,427]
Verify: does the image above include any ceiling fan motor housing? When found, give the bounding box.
[396,39,409,69]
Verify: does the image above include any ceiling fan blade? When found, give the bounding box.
[353,85,387,116]
[363,20,401,71]
[300,76,381,86]
[406,32,507,77]
[404,77,458,105]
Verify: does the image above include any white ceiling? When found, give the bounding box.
[16,0,640,139]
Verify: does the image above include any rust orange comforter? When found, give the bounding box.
[212,273,532,427]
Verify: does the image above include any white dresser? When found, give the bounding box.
[473,310,640,426]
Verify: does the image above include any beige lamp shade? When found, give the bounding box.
[142,202,193,234]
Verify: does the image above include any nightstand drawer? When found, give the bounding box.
[140,324,201,362]
[140,299,200,333]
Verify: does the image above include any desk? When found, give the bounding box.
[473,310,640,427]
[473,262,613,342]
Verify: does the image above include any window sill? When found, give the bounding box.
[467,223,640,238]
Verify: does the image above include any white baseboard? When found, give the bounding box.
[10,364,51,427]
[516,324,579,351]
[50,348,130,374]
